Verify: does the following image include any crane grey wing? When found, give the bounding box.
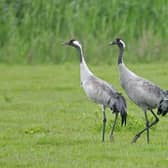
[82,76,127,126]
[123,76,162,109]
[82,76,117,105]
[134,79,162,108]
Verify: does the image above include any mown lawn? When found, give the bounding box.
[0,63,168,168]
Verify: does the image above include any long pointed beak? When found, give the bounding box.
[109,41,116,45]
[63,41,69,45]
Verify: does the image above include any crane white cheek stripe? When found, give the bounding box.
[119,40,126,48]
[73,40,82,48]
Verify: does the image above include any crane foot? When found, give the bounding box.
[131,134,140,143]
[110,134,115,142]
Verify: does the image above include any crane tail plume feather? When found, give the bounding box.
[116,94,127,126]
[157,91,168,116]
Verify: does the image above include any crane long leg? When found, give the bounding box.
[132,110,159,143]
[144,111,149,143]
[110,113,118,142]
[102,105,106,142]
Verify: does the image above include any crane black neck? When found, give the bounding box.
[118,46,124,64]
[76,46,83,63]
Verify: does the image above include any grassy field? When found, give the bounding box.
[0,1,168,64]
[0,63,168,167]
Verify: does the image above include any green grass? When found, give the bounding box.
[0,0,168,64]
[0,63,168,167]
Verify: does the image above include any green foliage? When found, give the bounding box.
[24,126,49,135]
[0,63,168,167]
[0,0,167,64]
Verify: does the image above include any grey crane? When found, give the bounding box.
[110,38,168,143]
[64,39,127,142]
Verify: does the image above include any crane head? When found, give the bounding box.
[109,38,126,49]
[64,39,82,49]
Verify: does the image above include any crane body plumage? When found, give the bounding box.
[119,63,162,110]
[64,39,127,142]
[110,38,168,143]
